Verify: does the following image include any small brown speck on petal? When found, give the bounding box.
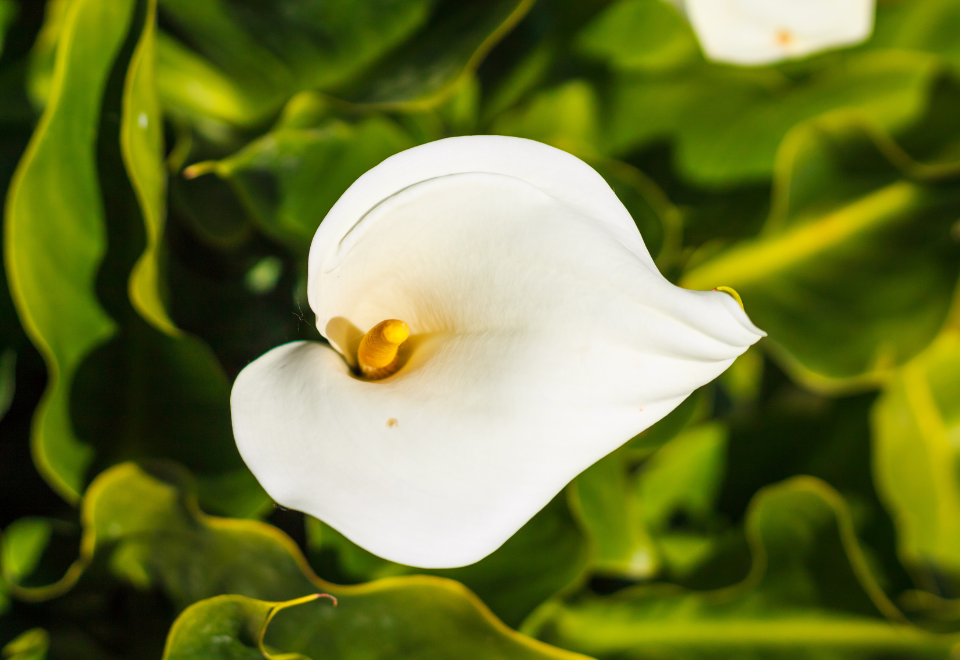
[386,418,399,428]
[775,29,795,46]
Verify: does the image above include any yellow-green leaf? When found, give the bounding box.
[121,0,177,335]
[3,0,135,502]
[569,448,658,579]
[682,114,960,391]
[163,594,323,660]
[1,628,48,660]
[872,330,960,579]
[535,477,950,658]
[20,463,589,660]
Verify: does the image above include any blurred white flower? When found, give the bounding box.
[677,0,875,66]
[231,137,764,568]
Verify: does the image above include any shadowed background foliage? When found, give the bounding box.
[3,0,960,657]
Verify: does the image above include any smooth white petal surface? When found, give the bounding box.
[683,0,875,66]
[232,137,765,568]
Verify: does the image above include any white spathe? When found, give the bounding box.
[680,0,875,66]
[231,136,764,569]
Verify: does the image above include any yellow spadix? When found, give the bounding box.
[357,319,409,379]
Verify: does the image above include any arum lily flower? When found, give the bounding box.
[678,0,875,66]
[231,136,764,568]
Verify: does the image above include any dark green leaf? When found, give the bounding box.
[333,0,534,108]
[0,347,14,421]
[186,117,413,249]
[0,0,16,58]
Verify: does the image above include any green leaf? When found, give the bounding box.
[872,0,960,73]
[154,31,275,130]
[156,0,430,125]
[575,0,699,72]
[635,423,728,577]
[155,0,532,125]
[587,158,680,265]
[185,117,414,249]
[535,477,951,658]
[69,318,267,517]
[308,493,589,629]
[1,629,49,660]
[484,82,679,262]
[608,50,940,185]
[682,114,960,390]
[3,0,135,502]
[569,448,659,579]
[333,0,534,109]
[492,80,600,155]
[1,518,52,586]
[121,0,177,335]
[872,330,960,580]
[638,423,727,530]
[430,494,589,629]
[163,594,322,660]
[53,463,588,660]
[0,0,16,58]
[24,0,72,110]
[626,387,711,454]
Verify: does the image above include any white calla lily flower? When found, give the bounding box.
[679,0,875,66]
[231,136,764,569]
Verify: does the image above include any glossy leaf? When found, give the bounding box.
[156,0,429,124]
[3,0,134,502]
[185,117,413,249]
[121,0,177,335]
[163,594,322,660]
[607,50,940,185]
[872,330,960,580]
[24,463,588,659]
[536,477,950,659]
[155,0,532,125]
[682,114,960,390]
